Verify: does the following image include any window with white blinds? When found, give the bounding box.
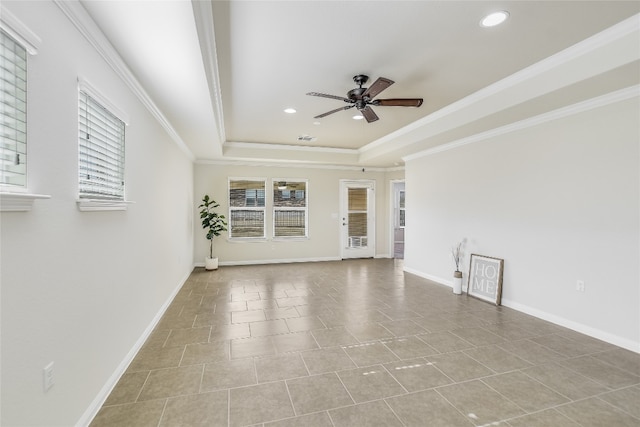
[78,91,125,200]
[0,29,27,188]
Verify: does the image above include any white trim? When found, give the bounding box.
[76,199,135,212]
[54,0,195,162]
[191,0,226,147]
[76,269,192,427]
[502,299,640,354]
[198,256,342,267]
[0,192,50,212]
[199,157,394,172]
[78,77,130,125]
[404,266,640,353]
[225,141,358,155]
[362,13,640,156]
[0,6,41,55]
[404,85,640,162]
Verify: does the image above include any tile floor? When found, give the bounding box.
[90,259,640,427]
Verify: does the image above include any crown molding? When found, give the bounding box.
[196,158,396,173]
[191,0,226,149]
[54,0,195,162]
[225,141,358,155]
[404,85,639,162]
[362,13,640,157]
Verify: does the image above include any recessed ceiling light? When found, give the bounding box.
[480,11,509,27]
[353,115,364,120]
[284,108,296,114]
[313,121,321,125]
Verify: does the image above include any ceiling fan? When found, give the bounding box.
[307,74,423,123]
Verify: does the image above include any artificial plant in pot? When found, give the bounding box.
[452,241,463,294]
[199,195,227,270]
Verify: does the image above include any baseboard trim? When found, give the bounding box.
[75,269,192,427]
[194,256,342,267]
[404,267,639,354]
[502,299,640,354]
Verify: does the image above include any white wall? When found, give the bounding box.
[404,96,639,351]
[1,2,194,425]
[194,163,403,264]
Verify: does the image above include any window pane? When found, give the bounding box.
[229,209,265,238]
[273,181,306,207]
[0,30,27,187]
[274,210,305,237]
[348,188,367,210]
[230,180,265,207]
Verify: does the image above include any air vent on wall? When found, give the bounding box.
[297,135,317,142]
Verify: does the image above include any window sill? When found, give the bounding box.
[0,192,51,212]
[77,199,134,212]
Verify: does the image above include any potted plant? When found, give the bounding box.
[452,241,463,294]
[198,195,227,270]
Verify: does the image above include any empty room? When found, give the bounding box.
[1,1,639,426]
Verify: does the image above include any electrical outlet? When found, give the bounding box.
[576,280,585,292]
[43,362,55,392]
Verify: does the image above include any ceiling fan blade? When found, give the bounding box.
[314,104,355,119]
[362,77,394,99]
[360,106,379,123]
[306,92,352,103]
[374,98,423,107]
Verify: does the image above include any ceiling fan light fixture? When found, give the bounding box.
[278,182,287,190]
[284,108,297,114]
[480,11,509,27]
[353,115,364,120]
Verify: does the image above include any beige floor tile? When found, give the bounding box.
[138,365,203,401]
[555,397,640,427]
[264,411,333,427]
[230,335,276,359]
[383,336,438,359]
[90,399,166,427]
[287,373,354,414]
[92,259,640,426]
[311,326,359,347]
[482,371,569,413]
[337,365,406,402]
[342,341,400,367]
[523,362,608,400]
[418,331,475,353]
[506,409,581,427]
[159,391,227,426]
[201,358,256,391]
[436,379,525,425]
[272,331,319,353]
[301,347,357,375]
[426,351,493,382]
[558,355,640,388]
[384,358,452,392]
[598,385,640,419]
[329,400,404,427]
[103,372,149,406]
[255,353,309,382]
[463,344,532,373]
[229,381,295,426]
[385,389,474,427]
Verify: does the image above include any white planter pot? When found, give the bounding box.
[453,271,463,295]
[205,257,219,270]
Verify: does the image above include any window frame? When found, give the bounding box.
[76,78,130,211]
[272,178,308,240]
[228,177,267,240]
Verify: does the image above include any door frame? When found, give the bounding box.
[389,179,405,258]
[340,179,376,259]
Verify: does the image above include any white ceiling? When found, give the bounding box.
[80,1,639,168]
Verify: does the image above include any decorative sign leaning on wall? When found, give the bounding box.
[467,254,504,305]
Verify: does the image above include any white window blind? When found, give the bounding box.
[0,29,27,187]
[78,91,125,200]
[229,179,266,238]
